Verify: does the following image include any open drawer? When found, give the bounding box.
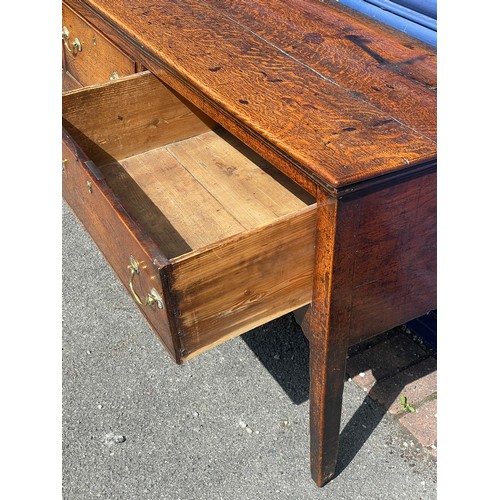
[62,71,317,363]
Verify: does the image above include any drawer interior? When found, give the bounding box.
[62,71,315,260]
[63,71,317,360]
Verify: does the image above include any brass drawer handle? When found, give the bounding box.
[62,26,82,56]
[127,256,163,309]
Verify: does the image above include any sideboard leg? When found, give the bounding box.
[308,193,360,487]
[309,335,349,486]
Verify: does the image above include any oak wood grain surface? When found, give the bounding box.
[204,0,436,141]
[65,0,436,191]
[347,171,437,344]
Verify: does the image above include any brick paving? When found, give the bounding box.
[400,399,437,452]
[346,326,437,458]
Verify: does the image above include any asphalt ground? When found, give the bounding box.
[62,201,437,499]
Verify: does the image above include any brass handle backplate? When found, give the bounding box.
[62,26,82,56]
[127,255,163,309]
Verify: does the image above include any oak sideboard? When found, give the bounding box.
[62,0,436,486]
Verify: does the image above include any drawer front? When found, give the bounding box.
[62,129,180,362]
[62,3,136,87]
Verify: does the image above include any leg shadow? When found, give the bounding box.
[242,316,436,475]
[335,341,436,477]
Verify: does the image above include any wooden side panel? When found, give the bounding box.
[347,171,437,345]
[62,2,136,86]
[62,128,180,362]
[170,206,317,361]
[62,72,217,165]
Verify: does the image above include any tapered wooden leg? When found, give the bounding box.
[307,192,360,487]
[309,334,349,486]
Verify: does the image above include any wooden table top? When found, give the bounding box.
[68,0,437,192]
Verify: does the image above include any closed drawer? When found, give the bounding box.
[62,3,135,90]
[62,71,317,363]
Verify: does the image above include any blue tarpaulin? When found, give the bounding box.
[337,0,437,46]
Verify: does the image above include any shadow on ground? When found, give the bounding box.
[241,314,436,477]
